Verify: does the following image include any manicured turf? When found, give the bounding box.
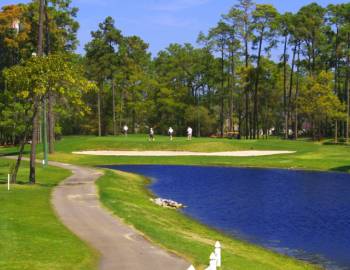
[0,158,98,270]
[97,169,320,270]
[1,135,349,269]
[31,135,350,173]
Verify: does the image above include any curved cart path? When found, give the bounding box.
[50,160,189,270]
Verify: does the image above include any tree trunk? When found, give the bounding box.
[253,33,263,139]
[238,110,242,138]
[229,51,235,132]
[294,107,298,140]
[287,43,297,138]
[119,89,123,132]
[335,120,338,143]
[44,0,50,56]
[346,33,350,143]
[311,39,316,74]
[132,91,136,133]
[97,83,102,136]
[11,132,27,184]
[29,0,45,184]
[48,90,54,153]
[334,27,339,96]
[220,45,225,137]
[294,43,301,140]
[244,36,249,139]
[37,0,44,57]
[112,80,117,136]
[11,109,32,183]
[44,0,55,153]
[283,35,288,139]
[197,88,201,137]
[29,99,40,184]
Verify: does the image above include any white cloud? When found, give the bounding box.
[149,0,210,12]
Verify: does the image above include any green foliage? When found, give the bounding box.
[2,0,350,142]
[0,0,83,145]
[184,106,216,136]
[299,72,345,122]
[1,53,96,143]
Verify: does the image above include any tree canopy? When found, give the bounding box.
[1,0,350,181]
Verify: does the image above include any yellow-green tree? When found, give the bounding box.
[3,53,96,183]
[298,71,345,140]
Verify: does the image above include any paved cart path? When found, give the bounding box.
[49,160,189,270]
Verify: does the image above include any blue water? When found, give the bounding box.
[104,165,350,270]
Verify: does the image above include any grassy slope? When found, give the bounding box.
[98,170,320,270]
[0,158,98,270]
[1,135,348,269]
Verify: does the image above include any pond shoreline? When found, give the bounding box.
[104,165,350,270]
[97,166,323,270]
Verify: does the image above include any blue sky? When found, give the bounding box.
[1,0,347,56]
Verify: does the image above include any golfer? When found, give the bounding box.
[123,124,128,136]
[187,126,193,140]
[168,127,174,141]
[149,127,155,141]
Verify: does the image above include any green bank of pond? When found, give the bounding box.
[97,169,321,270]
[1,135,348,269]
[0,158,98,270]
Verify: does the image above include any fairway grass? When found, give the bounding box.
[0,158,98,270]
[97,169,321,270]
[1,135,349,269]
[46,135,350,173]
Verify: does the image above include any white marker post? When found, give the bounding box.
[7,174,10,191]
[187,265,196,270]
[215,241,221,267]
[209,252,217,270]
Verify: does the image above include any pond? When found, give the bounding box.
[104,165,350,270]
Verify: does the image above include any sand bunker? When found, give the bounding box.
[72,150,295,157]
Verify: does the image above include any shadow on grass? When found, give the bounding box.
[330,166,350,173]
[0,180,58,187]
[0,151,30,157]
[323,141,350,146]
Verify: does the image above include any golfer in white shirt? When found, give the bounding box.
[187,127,192,140]
[149,128,155,141]
[168,127,174,141]
[123,125,128,136]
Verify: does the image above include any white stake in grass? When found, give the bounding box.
[209,252,217,270]
[215,241,221,267]
[7,174,10,190]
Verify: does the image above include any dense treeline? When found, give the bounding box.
[77,0,350,140]
[1,0,350,147]
[0,0,82,147]
[0,0,95,183]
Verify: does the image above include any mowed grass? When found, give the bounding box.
[28,134,350,173]
[1,135,349,269]
[97,169,321,270]
[0,158,98,270]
